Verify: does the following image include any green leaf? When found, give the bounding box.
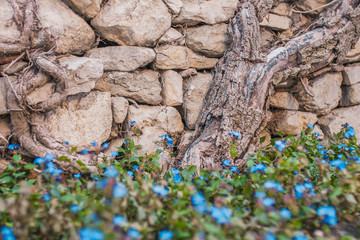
[24,163,38,170]
[76,160,86,167]
[260,136,266,143]
[0,176,13,184]
[69,147,77,154]
[58,156,71,162]
[60,193,73,202]
[230,143,237,158]
[13,155,21,162]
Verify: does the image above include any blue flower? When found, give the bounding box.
[96,179,109,189]
[94,176,99,181]
[230,166,238,172]
[307,124,314,129]
[70,204,81,213]
[113,183,128,198]
[127,228,141,239]
[104,166,119,178]
[44,153,55,162]
[294,184,305,198]
[317,145,323,149]
[197,232,206,239]
[263,180,284,192]
[7,144,19,150]
[132,165,139,170]
[173,174,182,183]
[274,140,286,151]
[223,160,231,166]
[344,127,356,138]
[172,169,180,175]
[317,206,337,226]
[250,163,267,173]
[294,170,299,175]
[159,230,173,240]
[330,159,346,170]
[42,193,51,202]
[65,141,69,145]
[91,141,97,147]
[262,197,275,207]
[1,226,15,240]
[113,215,126,226]
[78,227,104,240]
[210,206,232,224]
[152,185,169,196]
[191,193,207,214]
[111,151,119,157]
[73,174,81,178]
[229,131,242,139]
[127,171,134,177]
[293,233,308,240]
[101,142,109,150]
[280,208,292,219]
[34,157,46,165]
[264,232,276,240]
[254,191,266,199]
[81,149,89,154]
[303,182,313,190]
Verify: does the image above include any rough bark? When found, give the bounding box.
[178,0,360,170]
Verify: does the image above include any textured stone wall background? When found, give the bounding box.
[0,0,360,155]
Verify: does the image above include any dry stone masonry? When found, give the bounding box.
[0,0,360,157]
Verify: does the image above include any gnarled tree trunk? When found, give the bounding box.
[178,0,360,170]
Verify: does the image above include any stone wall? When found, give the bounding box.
[1,0,360,154]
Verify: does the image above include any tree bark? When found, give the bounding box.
[178,0,360,170]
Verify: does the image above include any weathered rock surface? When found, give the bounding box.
[91,0,171,47]
[86,47,155,71]
[163,0,183,14]
[158,28,183,45]
[26,83,55,105]
[186,24,229,57]
[112,97,129,124]
[269,110,318,135]
[183,73,213,129]
[342,63,360,85]
[269,91,299,110]
[161,70,183,106]
[0,1,21,54]
[173,0,238,26]
[0,78,8,115]
[318,105,360,139]
[188,50,218,69]
[0,116,11,144]
[271,3,292,16]
[0,61,28,75]
[45,91,112,149]
[62,0,102,19]
[296,72,342,116]
[127,105,184,153]
[296,0,331,13]
[260,14,292,31]
[340,83,360,106]
[58,56,104,95]
[96,70,162,105]
[344,39,360,63]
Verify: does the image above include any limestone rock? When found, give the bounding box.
[163,0,183,14]
[270,110,318,135]
[26,83,55,105]
[183,73,213,129]
[0,78,9,115]
[127,105,184,154]
[37,0,95,54]
[58,56,104,96]
[91,0,171,47]
[0,61,28,75]
[173,0,238,26]
[344,39,360,63]
[161,70,183,106]
[260,29,276,48]
[271,3,292,16]
[0,1,21,54]
[155,45,188,69]
[96,70,162,105]
[62,0,102,19]
[259,130,272,148]
[312,124,325,140]
[260,14,292,31]
[296,0,331,13]
[45,91,112,149]
[0,116,11,145]
[340,83,360,106]
[112,97,129,124]
[86,46,155,71]
[186,23,230,57]
[296,72,342,116]
[158,28,183,45]
[318,105,360,139]
[342,63,360,85]
[188,50,218,69]
[269,91,299,110]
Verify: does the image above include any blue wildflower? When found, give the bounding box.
[101,142,109,150]
[344,127,356,138]
[113,215,126,226]
[191,193,207,214]
[254,191,266,199]
[111,151,119,157]
[293,233,309,240]
[104,166,119,178]
[280,208,292,219]
[230,166,238,172]
[159,230,173,240]
[152,185,169,196]
[317,206,337,226]
[197,232,206,239]
[264,232,276,240]
[337,154,343,159]
[303,182,313,190]
[229,131,242,139]
[274,140,286,151]
[42,193,51,202]
[173,174,182,183]
[250,163,267,173]
[172,169,180,175]
[263,180,284,192]
[307,124,314,129]
[199,175,204,180]
[1,226,15,240]
[127,228,141,239]
[113,183,128,198]
[133,165,139,170]
[7,144,19,150]
[73,174,81,178]
[80,149,89,154]
[317,145,323,149]
[70,204,81,213]
[44,153,55,162]
[294,184,305,198]
[223,160,231,166]
[330,159,346,170]
[127,171,134,177]
[65,141,69,145]
[350,147,356,151]
[96,179,109,189]
[34,157,46,165]
[210,206,232,224]
[93,176,99,181]
[262,197,275,207]
[91,141,97,147]
[294,170,299,175]
[78,227,104,240]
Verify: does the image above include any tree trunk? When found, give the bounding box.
[178,0,360,170]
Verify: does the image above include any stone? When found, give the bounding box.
[186,23,230,57]
[158,28,183,45]
[173,0,238,26]
[188,49,218,69]
[155,45,188,70]
[0,78,9,115]
[0,1,21,54]
[0,116,11,145]
[127,105,184,154]
[318,105,360,139]
[260,14,292,31]
[26,83,55,105]
[161,70,183,106]
[296,0,331,12]
[37,0,95,54]
[91,0,171,47]
[342,63,360,85]
[62,0,102,19]
[183,73,213,129]
[86,46,155,71]
[312,124,325,140]
[296,72,342,116]
[260,29,276,48]
[271,3,292,16]
[45,91,112,149]
[269,110,317,135]
[344,39,360,63]
[163,0,183,14]
[0,61,28,75]
[340,83,360,106]
[104,138,125,156]
[96,70,162,105]
[269,91,299,110]
[58,56,104,96]
[112,97,129,124]
[259,130,272,148]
